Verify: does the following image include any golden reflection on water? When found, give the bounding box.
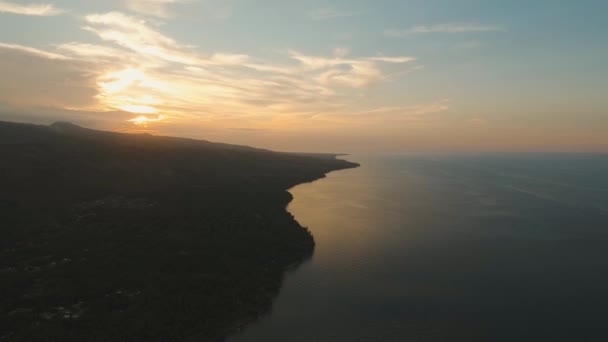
[232,153,608,342]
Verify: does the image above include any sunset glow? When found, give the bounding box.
[3,2,608,342]
[0,1,606,152]
[129,114,164,125]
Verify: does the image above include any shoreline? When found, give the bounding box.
[0,121,359,341]
[224,160,359,340]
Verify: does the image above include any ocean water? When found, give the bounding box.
[229,153,608,342]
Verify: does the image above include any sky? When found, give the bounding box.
[0,0,606,152]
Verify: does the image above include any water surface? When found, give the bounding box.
[230,153,608,341]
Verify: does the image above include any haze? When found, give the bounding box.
[0,0,606,152]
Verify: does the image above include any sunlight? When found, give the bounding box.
[99,68,145,94]
[128,114,164,126]
[119,104,157,114]
[97,67,172,118]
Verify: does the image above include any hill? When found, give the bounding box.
[0,121,358,341]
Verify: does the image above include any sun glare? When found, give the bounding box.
[96,67,172,123]
[129,115,164,126]
[99,68,145,94]
[119,104,157,114]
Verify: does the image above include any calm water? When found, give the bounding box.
[230,154,608,341]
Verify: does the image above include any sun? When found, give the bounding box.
[99,68,146,94]
[97,68,170,121]
[129,115,164,126]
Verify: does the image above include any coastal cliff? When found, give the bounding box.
[0,121,358,341]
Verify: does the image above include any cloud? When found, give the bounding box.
[0,44,98,109]
[56,43,134,61]
[84,12,249,67]
[0,1,63,16]
[0,42,68,60]
[84,12,201,65]
[356,101,450,120]
[385,23,504,37]
[0,10,423,135]
[309,8,359,20]
[125,0,184,18]
[82,11,416,91]
[210,53,249,65]
[318,100,449,122]
[288,50,414,87]
[367,56,416,63]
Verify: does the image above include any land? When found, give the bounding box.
[0,121,358,341]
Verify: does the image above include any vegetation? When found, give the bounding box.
[0,121,358,341]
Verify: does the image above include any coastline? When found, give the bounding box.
[223,159,359,339]
[0,121,359,341]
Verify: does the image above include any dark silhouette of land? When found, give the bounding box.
[0,121,358,341]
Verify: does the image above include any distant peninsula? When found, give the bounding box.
[0,121,359,341]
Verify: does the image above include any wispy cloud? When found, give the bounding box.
[367,56,416,63]
[355,101,449,120]
[385,23,504,37]
[84,12,202,65]
[0,10,421,134]
[0,44,97,110]
[76,12,413,115]
[0,1,63,16]
[309,7,359,20]
[0,42,68,60]
[125,0,184,18]
[288,50,414,87]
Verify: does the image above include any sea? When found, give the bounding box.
[229,153,608,341]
